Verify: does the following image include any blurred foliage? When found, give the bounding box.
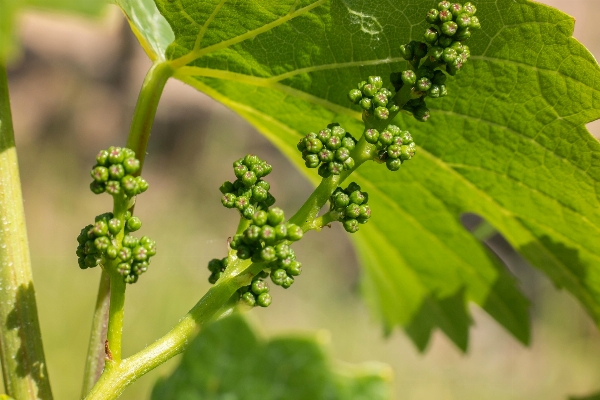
[152,313,392,400]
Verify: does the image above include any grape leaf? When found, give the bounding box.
[151,313,392,400]
[119,0,600,350]
[0,0,108,61]
[570,393,600,400]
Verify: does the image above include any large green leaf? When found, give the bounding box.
[119,0,600,350]
[151,313,392,400]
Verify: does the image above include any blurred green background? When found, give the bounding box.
[5,0,600,398]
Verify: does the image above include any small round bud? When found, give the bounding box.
[122,148,136,159]
[442,47,458,64]
[347,89,362,104]
[287,261,302,276]
[106,246,118,260]
[274,224,288,240]
[260,225,277,244]
[361,83,378,97]
[317,149,333,163]
[379,130,394,146]
[219,181,234,194]
[399,43,414,60]
[236,245,252,260]
[343,219,360,233]
[426,8,440,23]
[118,247,132,262]
[416,78,432,92]
[251,280,269,295]
[364,128,379,144]
[107,147,125,164]
[108,164,125,180]
[252,210,268,226]
[438,9,452,22]
[413,106,431,122]
[94,236,110,251]
[400,144,417,160]
[343,157,355,171]
[260,246,277,262]
[135,177,149,194]
[241,292,256,307]
[345,203,361,219]
[267,207,285,226]
[234,196,250,211]
[401,70,417,85]
[271,268,287,286]
[438,35,453,48]
[326,136,342,151]
[318,163,331,178]
[304,154,320,168]
[332,192,350,209]
[449,2,463,17]
[463,2,476,15]
[386,158,402,171]
[335,148,350,162]
[233,164,248,179]
[413,42,428,59]
[372,93,388,108]
[441,21,458,36]
[275,243,291,259]
[342,136,356,151]
[126,216,142,232]
[123,158,140,174]
[428,85,441,98]
[117,263,131,275]
[242,205,256,220]
[244,225,261,243]
[359,97,372,110]
[456,13,471,29]
[286,224,303,241]
[221,193,237,208]
[133,245,148,261]
[257,293,272,307]
[317,129,331,142]
[328,161,343,175]
[470,16,481,30]
[281,276,294,289]
[208,259,222,273]
[349,190,366,205]
[437,1,451,11]
[124,274,139,284]
[374,107,389,120]
[122,235,139,248]
[92,221,108,237]
[90,181,106,194]
[367,76,383,89]
[91,166,109,182]
[424,27,439,44]
[243,154,260,167]
[121,176,138,197]
[429,46,444,61]
[107,218,122,235]
[241,171,258,187]
[96,150,109,166]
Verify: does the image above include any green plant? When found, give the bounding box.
[1,0,600,399]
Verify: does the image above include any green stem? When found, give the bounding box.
[0,65,53,399]
[126,62,173,168]
[81,271,111,397]
[84,262,264,400]
[106,274,126,363]
[82,61,172,395]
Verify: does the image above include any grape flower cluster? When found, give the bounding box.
[210,158,305,308]
[76,212,157,284]
[389,1,479,122]
[297,123,358,177]
[90,146,148,198]
[364,124,416,171]
[347,76,400,120]
[219,154,276,219]
[329,183,371,233]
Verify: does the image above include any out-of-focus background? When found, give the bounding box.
[5,1,600,399]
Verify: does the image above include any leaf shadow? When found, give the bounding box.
[6,282,50,390]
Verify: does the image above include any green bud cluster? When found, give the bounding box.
[219,154,276,219]
[329,183,371,233]
[346,76,399,120]
[363,124,416,171]
[297,123,357,177]
[206,257,229,284]
[76,212,156,284]
[90,147,148,198]
[230,207,303,263]
[238,271,273,308]
[390,2,479,122]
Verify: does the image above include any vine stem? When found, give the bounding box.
[84,262,264,400]
[0,64,53,399]
[81,61,172,396]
